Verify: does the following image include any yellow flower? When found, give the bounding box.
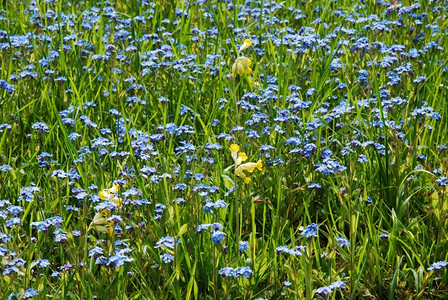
[239,39,252,52]
[92,212,107,226]
[231,56,252,78]
[111,197,122,207]
[105,220,115,237]
[91,212,115,237]
[236,160,263,174]
[238,152,248,162]
[230,144,240,165]
[99,184,121,201]
[230,144,240,152]
[110,184,120,193]
[230,147,248,166]
[229,144,262,184]
[235,159,263,183]
[99,189,111,201]
[255,160,263,171]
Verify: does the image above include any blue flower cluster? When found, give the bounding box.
[427,261,448,271]
[219,266,253,278]
[301,223,319,238]
[315,281,346,297]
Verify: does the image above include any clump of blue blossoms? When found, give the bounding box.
[211,231,226,244]
[301,223,319,238]
[336,236,350,247]
[427,261,448,271]
[219,266,253,278]
[239,241,249,251]
[316,281,346,297]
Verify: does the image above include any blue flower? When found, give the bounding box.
[301,223,318,238]
[31,259,50,269]
[160,253,175,264]
[22,288,39,299]
[219,267,235,277]
[236,266,252,278]
[436,177,447,186]
[361,196,374,204]
[54,233,67,243]
[316,280,346,297]
[7,206,23,217]
[379,233,390,239]
[357,154,368,164]
[89,247,104,258]
[0,165,11,172]
[427,261,448,271]
[155,236,176,249]
[204,202,214,213]
[196,224,212,233]
[211,231,226,244]
[275,245,306,256]
[316,286,333,296]
[239,241,249,251]
[3,266,19,276]
[307,183,321,190]
[31,122,49,132]
[211,223,223,230]
[32,221,48,232]
[329,281,346,289]
[336,236,350,247]
[51,169,67,179]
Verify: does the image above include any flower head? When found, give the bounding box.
[211,231,226,244]
[428,261,448,271]
[301,223,318,238]
[336,236,350,247]
[238,152,248,161]
[237,160,263,173]
[229,145,262,184]
[239,241,249,251]
[99,184,120,201]
[230,144,240,152]
[236,266,252,278]
[231,56,252,78]
[239,39,252,52]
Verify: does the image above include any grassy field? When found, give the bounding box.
[0,0,447,299]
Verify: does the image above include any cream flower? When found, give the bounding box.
[230,144,240,164]
[91,211,115,237]
[229,144,262,184]
[235,160,263,176]
[92,211,107,226]
[239,39,252,52]
[231,56,252,78]
[99,184,120,202]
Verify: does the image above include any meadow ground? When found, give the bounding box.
[0,0,447,299]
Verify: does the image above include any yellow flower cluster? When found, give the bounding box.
[99,184,122,207]
[239,39,252,51]
[91,184,122,237]
[91,211,115,237]
[230,144,262,184]
[231,39,252,78]
[231,57,252,78]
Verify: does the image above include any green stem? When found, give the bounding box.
[235,174,240,241]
